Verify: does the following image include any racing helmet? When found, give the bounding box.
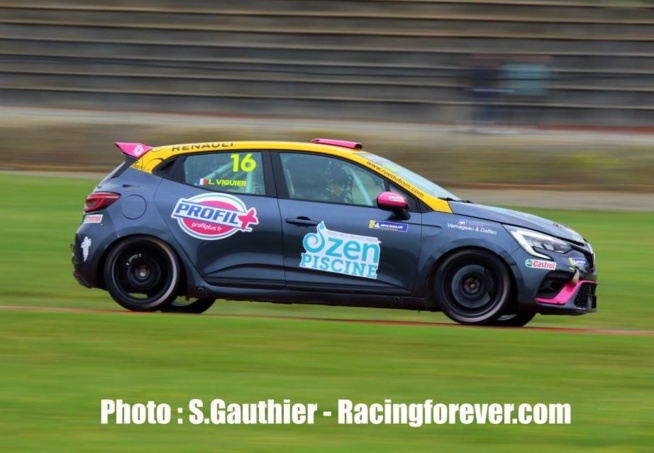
[323,161,353,202]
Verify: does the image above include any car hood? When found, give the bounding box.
[448,202,586,244]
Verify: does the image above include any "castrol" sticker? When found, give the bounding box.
[525,259,556,270]
[171,193,258,240]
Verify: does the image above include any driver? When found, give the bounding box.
[322,162,353,204]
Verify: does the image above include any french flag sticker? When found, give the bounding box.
[196,178,208,186]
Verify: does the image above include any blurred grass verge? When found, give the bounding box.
[1,110,654,191]
[1,175,653,452]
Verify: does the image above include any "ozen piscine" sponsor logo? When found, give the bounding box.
[300,222,381,279]
[171,193,258,240]
[525,259,557,270]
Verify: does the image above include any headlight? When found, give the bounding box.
[505,226,572,259]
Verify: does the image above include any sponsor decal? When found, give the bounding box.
[368,220,408,233]
[447,219,497,235]
[132,144,148,157]
[388,195,405,203]
[569,257,588,268]
[525,259,556,270]
[171,142,234,152]
[363,160,426,199]
[81,236,92,262]
[83,214,103,224]
[171,193,258,240]
[197,178,247,187]
[300,222,381,279]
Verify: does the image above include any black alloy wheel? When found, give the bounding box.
[103,236,180,312]
[434,249,511,325]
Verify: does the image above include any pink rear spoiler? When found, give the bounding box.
[114,142,153,158]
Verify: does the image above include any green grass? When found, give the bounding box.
[0,311,652,452]
[1,173,653,452]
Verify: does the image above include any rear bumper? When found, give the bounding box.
[71,220,118,289]
[71,238,94,288]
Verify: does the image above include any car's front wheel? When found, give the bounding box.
[103,236,180,312]
[487,312,536,327]
[161,298,216,314]
[434,249,511,325]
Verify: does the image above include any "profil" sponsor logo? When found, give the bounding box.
[171,193,258,240]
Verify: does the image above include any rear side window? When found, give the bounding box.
[182,152,266,195]
[106,158,136,180]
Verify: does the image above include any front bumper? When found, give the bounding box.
[511,246,597,315]
[535,279,597,315]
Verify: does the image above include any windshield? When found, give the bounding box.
[359,152,461,200]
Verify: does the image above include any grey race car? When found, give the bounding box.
[72,138,597,327]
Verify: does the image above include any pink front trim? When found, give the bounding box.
[536,280,595,305]
[114,142,153,158]
[377,191,407,208]
[311,138,362,150]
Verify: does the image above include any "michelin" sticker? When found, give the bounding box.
[171,193,258,240]
[369,220,408,233]
[300,222,381,279]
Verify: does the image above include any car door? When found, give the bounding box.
[155,149,284,288]
[276,152,423,294]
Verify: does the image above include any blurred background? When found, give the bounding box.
[1,0,654,191]
[1,4,653,451]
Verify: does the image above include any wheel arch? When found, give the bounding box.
[425,245,518,311]
[96,233,192,296]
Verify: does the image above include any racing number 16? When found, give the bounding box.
[231,153,256,172]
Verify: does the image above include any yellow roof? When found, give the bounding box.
[132,140,451,213]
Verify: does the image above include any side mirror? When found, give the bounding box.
[376,191,410,220]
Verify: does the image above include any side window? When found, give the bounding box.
[182,152,265,195]
[280,153,386,206]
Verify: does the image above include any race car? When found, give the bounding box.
[71,138,597,327]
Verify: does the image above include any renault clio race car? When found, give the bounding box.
[72,138,597,327]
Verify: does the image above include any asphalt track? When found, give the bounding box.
[2,305,652,337]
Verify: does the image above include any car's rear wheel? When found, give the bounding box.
[103,236,180,312]
[161,298,216,314]
[434,249,511,325]
[487,312,536,327]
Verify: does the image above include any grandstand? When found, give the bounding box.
[0,0,653,125]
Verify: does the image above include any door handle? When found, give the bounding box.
[286,217,319,226]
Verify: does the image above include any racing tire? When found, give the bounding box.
[103,236,180,312]
[161,298,216,314]
[486,312,536,327]
[434,249,511,325]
